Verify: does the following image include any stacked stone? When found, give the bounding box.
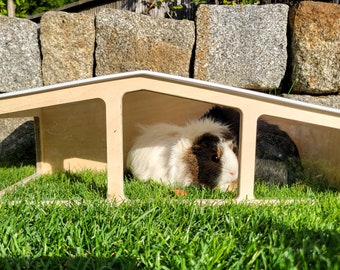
[288,1,340,95]
[40,11,95,85]
[195,4,289,92]
[95,9,195,77]
[38,9,195,80]
[2,3,339,96]
[0,16,41,165]
[0,16,42,92]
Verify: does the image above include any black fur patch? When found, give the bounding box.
[202,106,241,139]
[191,133,222,189]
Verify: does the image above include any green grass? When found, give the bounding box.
[0,166,339,269]
[0,165,36,189]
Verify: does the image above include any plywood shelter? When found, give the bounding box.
[0,71,339,202]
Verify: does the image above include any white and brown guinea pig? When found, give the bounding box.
[126,118,239,191]
[202,105,303,185]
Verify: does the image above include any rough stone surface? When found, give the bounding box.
[284,94,340,110]
[0,118,36,166]
[195,4,289,91]
[0,16,42,92]
[95,9,195,77]
[0,16,41,165]
[288,2,340,94]
[40,11,95,85]
[255,159,288,185]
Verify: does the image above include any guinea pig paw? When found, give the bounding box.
[227,180,238,192]
[217,183,229,192]
[218,181,238,192]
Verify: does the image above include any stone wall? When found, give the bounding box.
[195,4,289,91]
[0,16,42,165]
[40,12,95,86]
[95,9,195,77]
[0,2,339,165]
[0,16,42,92]
[2,2,339,95]
[288,1,340,95]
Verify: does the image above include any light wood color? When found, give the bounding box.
[0,71,339,202]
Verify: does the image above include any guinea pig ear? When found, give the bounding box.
[222,130,235,141]
[232,143,238,155]
[222,130,238,155]
[192,133,220,150]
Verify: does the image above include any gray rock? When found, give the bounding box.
[0,16,42,92]
[0,16,41,166]
[288,2,340,94]
[284,94,340,110]
[0,118,36,166]
[95,9,195,77]
[255,159,288,185]
[195,4,289,91]
[40,11,95,86]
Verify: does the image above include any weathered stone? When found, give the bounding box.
[0,16,42,92]
[288,2,340,94]
[0,16,41,166]
[284,94,340,110]
[195,4,289,91]
[0,118,36,166]
[95,9,195,77]
[255,159,288,185]
[40,11,95,85]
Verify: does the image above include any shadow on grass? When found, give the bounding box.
[0,212,339,269]
[64,170,107,199]
[1,229,339,269]
[0,255,139,270]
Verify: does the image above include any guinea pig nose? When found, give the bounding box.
[229,171,237,178]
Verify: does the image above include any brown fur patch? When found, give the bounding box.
[231,141,238,155]
[221,129,238,154]
[183,148,199,185]
[216,148,222,159]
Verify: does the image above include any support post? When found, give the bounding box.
[105,97,126,203]
[236,110,259,201]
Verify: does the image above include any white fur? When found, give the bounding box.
[216,140,239,191]
[126,118,239,190]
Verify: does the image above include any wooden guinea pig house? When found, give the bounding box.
[0,71,339,202]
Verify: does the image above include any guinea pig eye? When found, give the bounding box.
[211,154,220,163]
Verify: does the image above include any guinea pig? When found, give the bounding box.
[202,105,303,185]
[126,118,239,191]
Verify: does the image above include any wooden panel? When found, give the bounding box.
[38,98,107,173]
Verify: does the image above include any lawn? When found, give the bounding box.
[0,165,339,269]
